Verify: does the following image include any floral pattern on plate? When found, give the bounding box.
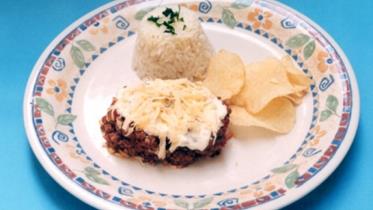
[26,0,355,209]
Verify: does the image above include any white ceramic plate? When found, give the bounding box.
[24,0,359,209]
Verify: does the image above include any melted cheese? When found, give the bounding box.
[113,79,227,159]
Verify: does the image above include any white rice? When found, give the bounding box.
[132,6,214,81]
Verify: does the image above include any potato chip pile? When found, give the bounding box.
[203,50,311,133]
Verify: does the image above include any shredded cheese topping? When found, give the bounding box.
[113,79,227,159]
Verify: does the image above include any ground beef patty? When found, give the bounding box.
[100,99,231,167]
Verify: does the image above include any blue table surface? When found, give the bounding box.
[1,0,372,209]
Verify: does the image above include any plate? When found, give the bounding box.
[24,0,359,209]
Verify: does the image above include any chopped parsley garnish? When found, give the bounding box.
[163,21,176,34]
[147,16,161,27]
[162,8,174,18]
[147,6,187,35]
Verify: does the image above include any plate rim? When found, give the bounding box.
[23,0,360,209]
[254,2,360,209]
[23,1,129,209]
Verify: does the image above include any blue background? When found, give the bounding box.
[0,0,371,209]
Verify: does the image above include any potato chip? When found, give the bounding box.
[205,53,310,134]
[281,56,311,94]
[231,58,295,113]
[230,97,295,133]
[286,93,305,105]
[203,50,245,100]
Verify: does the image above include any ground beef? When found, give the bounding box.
[100,99,231,167]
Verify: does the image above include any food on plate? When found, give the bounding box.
[103,12,311,166]
[230,58,295,113]
[100,79,231,167]
[203,52,311,133]
[230,98,295,133]
[286,93,304,105]
[133,6,213,81]
[281,56,310,104]
[203,50,246,100]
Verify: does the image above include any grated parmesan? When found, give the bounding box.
[112,79,227,159]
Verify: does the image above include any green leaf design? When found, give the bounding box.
[84,167,109,185]
[231,0,253,9]
[84,167,100,176]
[134,7,155,20]
[286,34,310,49]
[271,164,297,174]
[326,95,339,112]
[35,98,54,116]
[193,197,213,209]
[285,170,299,188]
[57,114,77,125]
[76,40,96,51]
[303,40,315,59]
[222,8,237,29]
[70,45,85,68]
[320,110,333,121]
[86,174,109,185]
[93,176,109,185]
[174,199,189,209]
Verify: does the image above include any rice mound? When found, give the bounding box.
[132,6,214,81]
